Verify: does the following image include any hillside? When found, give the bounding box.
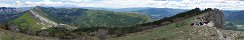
[10,6,150,30]
[108,9,244,40]
[34,6,150,27]
[131,8,186,20]
[0,14,20,23]
[1,6,151,39]
[225,10,244,25]
[84,7,186,20]
[0,7,23,23]
[2,7,244,40]
[0,26,57,40]
[224,10,244,30]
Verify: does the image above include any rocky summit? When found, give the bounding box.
[203,9,225,29]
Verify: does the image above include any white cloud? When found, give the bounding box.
[0,4,12,7]
[0,0,244,10]
[23,0,66,7]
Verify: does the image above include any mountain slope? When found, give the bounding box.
[0,7,23,23]
[29,10,58,27]
[0,14,20,23]
[224,10,244,30]
[82,7,186,20]
[11,11,49,33]
[0,28,57,40]
[225,10,244,25]
[108,9,244,40]
[131,8,186,19]
[35,7,150,27]
[5,7,244,40]
[3,6,151,39]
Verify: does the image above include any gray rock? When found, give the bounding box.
[8,25,20,32]
[203,9,225,29]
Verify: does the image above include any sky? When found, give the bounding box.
[0,0,244,10]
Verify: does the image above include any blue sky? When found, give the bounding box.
[1,0,244,10]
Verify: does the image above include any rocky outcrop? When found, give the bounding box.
[30,10,58,27]
[203,9,225,29]
[30,7,77,30]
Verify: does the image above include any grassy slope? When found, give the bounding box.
[6,7,151,40]
[108,12,244,40]
[11,6,149,32]
[36,7,150,27]
[107,14,207,40]
[11,12,48,32]
[0,29,57,40]
[80,10,149,27]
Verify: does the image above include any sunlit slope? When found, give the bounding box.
[108,13,244,40]
[0,26,57,40]
[35,7,150,27]
[11,12,49,32]
[107,13,206,40]
[8,6,151,39]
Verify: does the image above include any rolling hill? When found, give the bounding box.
[0,28,58,40]
[224,10,244,30]
[1,6,244,40]
[130,8,187,20]
[3,6,151,39]
[82,7,187,20]
[34,6,150,27]
[224,10,244,25]
[0,14,20,23]
[107,8,244,40]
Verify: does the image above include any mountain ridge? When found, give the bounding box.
[1,7,244,40]
[2,6,152,39]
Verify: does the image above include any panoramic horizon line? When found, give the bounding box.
[1,6,243,10]
[0,0,244,10]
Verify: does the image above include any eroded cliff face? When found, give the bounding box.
[203,9,225,29]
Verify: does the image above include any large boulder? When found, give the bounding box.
[203,9,225,28]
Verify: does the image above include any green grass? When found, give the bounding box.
[107,23,177,40]
[107,14,206,40]
[36,7,150,27]
[11,12,48,32]
[5,7,151,39]
[0,29,57,40]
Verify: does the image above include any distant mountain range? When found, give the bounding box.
[84,7,244,22]
[224,10,244,24]
[83,7,187,20]
[6,6,151,36]
[223,10,244,30]
[1,7,244,40]
[2,7,244,24]
[83,7,244,30]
